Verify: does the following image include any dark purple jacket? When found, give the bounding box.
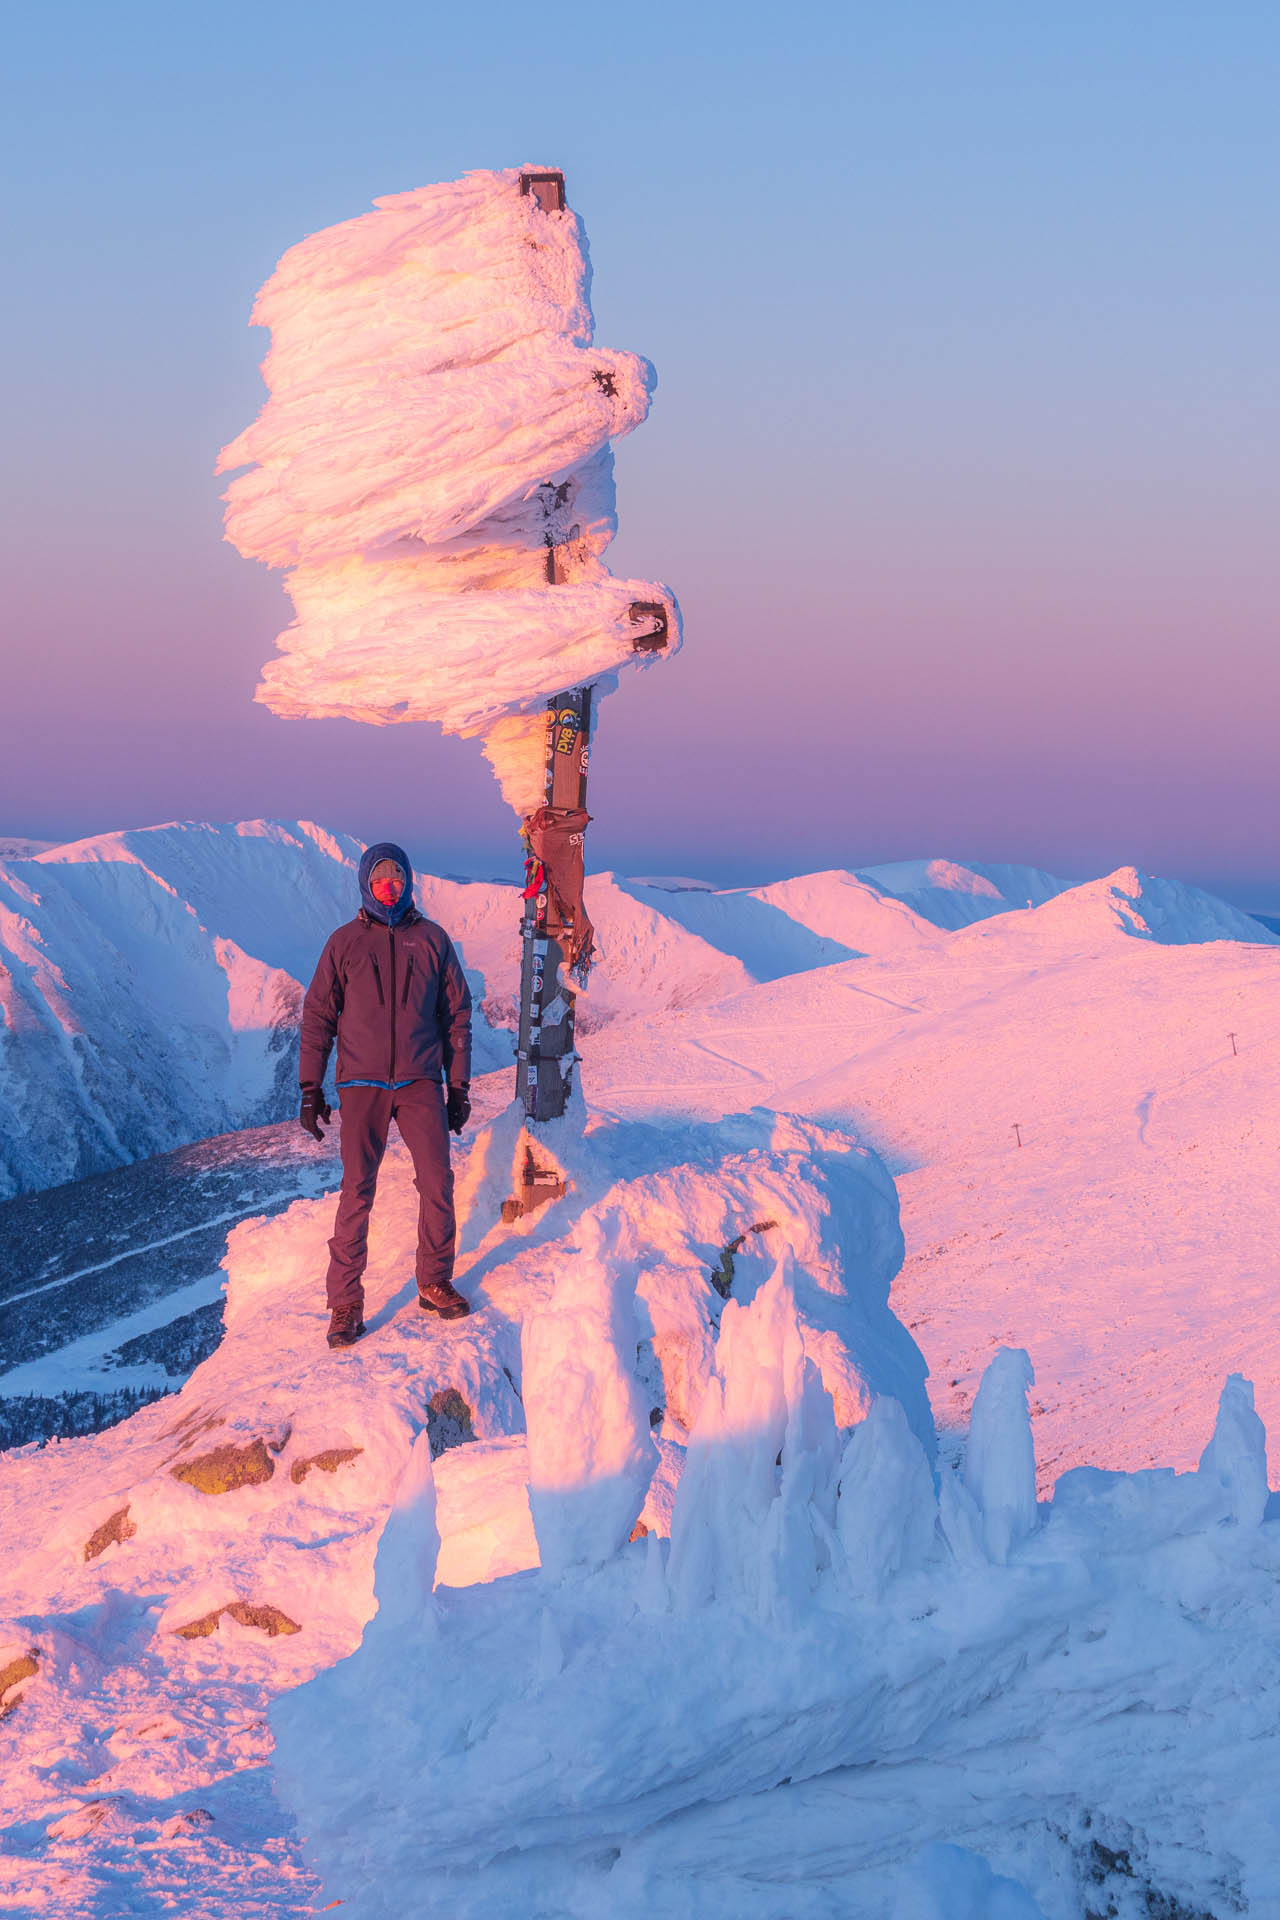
[300,907,472,1090]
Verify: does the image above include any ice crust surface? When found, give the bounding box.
[217,168,680,808]
[3,832,1280,1912]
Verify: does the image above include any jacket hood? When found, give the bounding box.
[358,842,415,925]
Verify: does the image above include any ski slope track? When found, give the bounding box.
[2,840,1280,1913]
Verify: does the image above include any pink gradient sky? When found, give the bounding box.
[2,3,1277,905]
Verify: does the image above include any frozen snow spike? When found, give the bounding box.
[629,600,669,653]
[519,169,566,214]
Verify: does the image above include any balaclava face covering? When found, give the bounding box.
[358,842,415,925]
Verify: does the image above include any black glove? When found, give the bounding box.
[446,1084,471,1135]
[299,1085,331,1141]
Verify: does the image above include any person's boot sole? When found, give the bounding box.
[417,1294,470,1320]
[326,1321,367,1349]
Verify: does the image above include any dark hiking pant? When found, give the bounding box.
[325,1079,455,1312]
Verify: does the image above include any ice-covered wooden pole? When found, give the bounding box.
[515,682,592,1129]
[217,165,681,1152]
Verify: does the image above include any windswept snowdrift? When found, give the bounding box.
[271,1347,1280,1919]
[0,1103,921,1914]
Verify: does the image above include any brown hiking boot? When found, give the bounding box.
[417,1279,470,1320]
[326,1304,366,1349]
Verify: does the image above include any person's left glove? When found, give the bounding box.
[446,1083,471,1135]
[300,1084,331,1141]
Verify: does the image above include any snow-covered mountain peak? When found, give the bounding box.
[751,868,944,957]
[1090,865,1280,945]
[863,856,1007,901]
[856,856,1073,929]
[952,865,1280,955]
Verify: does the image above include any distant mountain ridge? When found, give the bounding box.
[0,837,56,861]
[0,824,1273,1199]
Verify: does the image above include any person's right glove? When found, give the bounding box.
[446,1083,471,1135]
[299,1084,331,1141]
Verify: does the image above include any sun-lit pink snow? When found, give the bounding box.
[216,168,681,815]
[4,835,1280,1912]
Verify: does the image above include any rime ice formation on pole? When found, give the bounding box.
[217,167,681,814]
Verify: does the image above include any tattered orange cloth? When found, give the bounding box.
[522,806,595,979]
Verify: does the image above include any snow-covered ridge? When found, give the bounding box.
[0,820,507,1199]
[951,864,1276,952]
[2,825,1272,1198]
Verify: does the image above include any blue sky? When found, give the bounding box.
[2,2,1277,899]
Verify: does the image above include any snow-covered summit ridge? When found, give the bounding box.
[858,856,1075,943]
[1,823,1272,1198]
[217,166,680,811]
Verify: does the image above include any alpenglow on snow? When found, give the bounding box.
[216,166,682,818]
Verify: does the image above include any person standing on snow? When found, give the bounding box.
[298,842,473,1349]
